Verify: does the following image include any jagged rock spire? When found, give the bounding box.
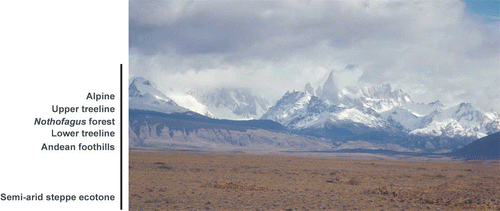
[318,71,339,104]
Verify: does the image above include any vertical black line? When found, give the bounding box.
[120,64,123,210]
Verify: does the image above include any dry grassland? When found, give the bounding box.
[130,151,500,210]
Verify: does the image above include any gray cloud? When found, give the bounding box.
[130,0,500,112]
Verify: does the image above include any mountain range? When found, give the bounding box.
[261,71,500,152]
[129,74,500,153]
[129,77,331,152]
[187,88,271,120]
[130,77,271,120]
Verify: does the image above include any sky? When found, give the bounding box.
[130,0,500,112]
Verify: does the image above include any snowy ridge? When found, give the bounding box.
[129,77,188,114]
[408,103,500,139]
[380,107,421,130]
[262,89,395,132]
[129,77,271,119]
[188,88,271,120]
[261,90,312,125]
[340,84,413,113]
[261,71,500,152]
[166,92,215,118]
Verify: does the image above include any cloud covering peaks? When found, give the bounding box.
[130,0,500,112]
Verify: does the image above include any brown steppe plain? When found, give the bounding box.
[130,151,500,211]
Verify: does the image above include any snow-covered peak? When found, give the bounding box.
[445,103,494,127]
[129,77,182,104]
[261,90,311,123]
[261,89,392,130]
[380,106,421,131]
[338,83,412,113]
[312,71,412,112]
[304,82,315,96]
[484,110,500,120]
[357,84,412,104]
[404,101,446,117]
[130,77,159,97]
[129,77,174,103]
[407,102,500,139]
[129,77,187,114]
[262,77,500,152]
[429,100,444,107]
